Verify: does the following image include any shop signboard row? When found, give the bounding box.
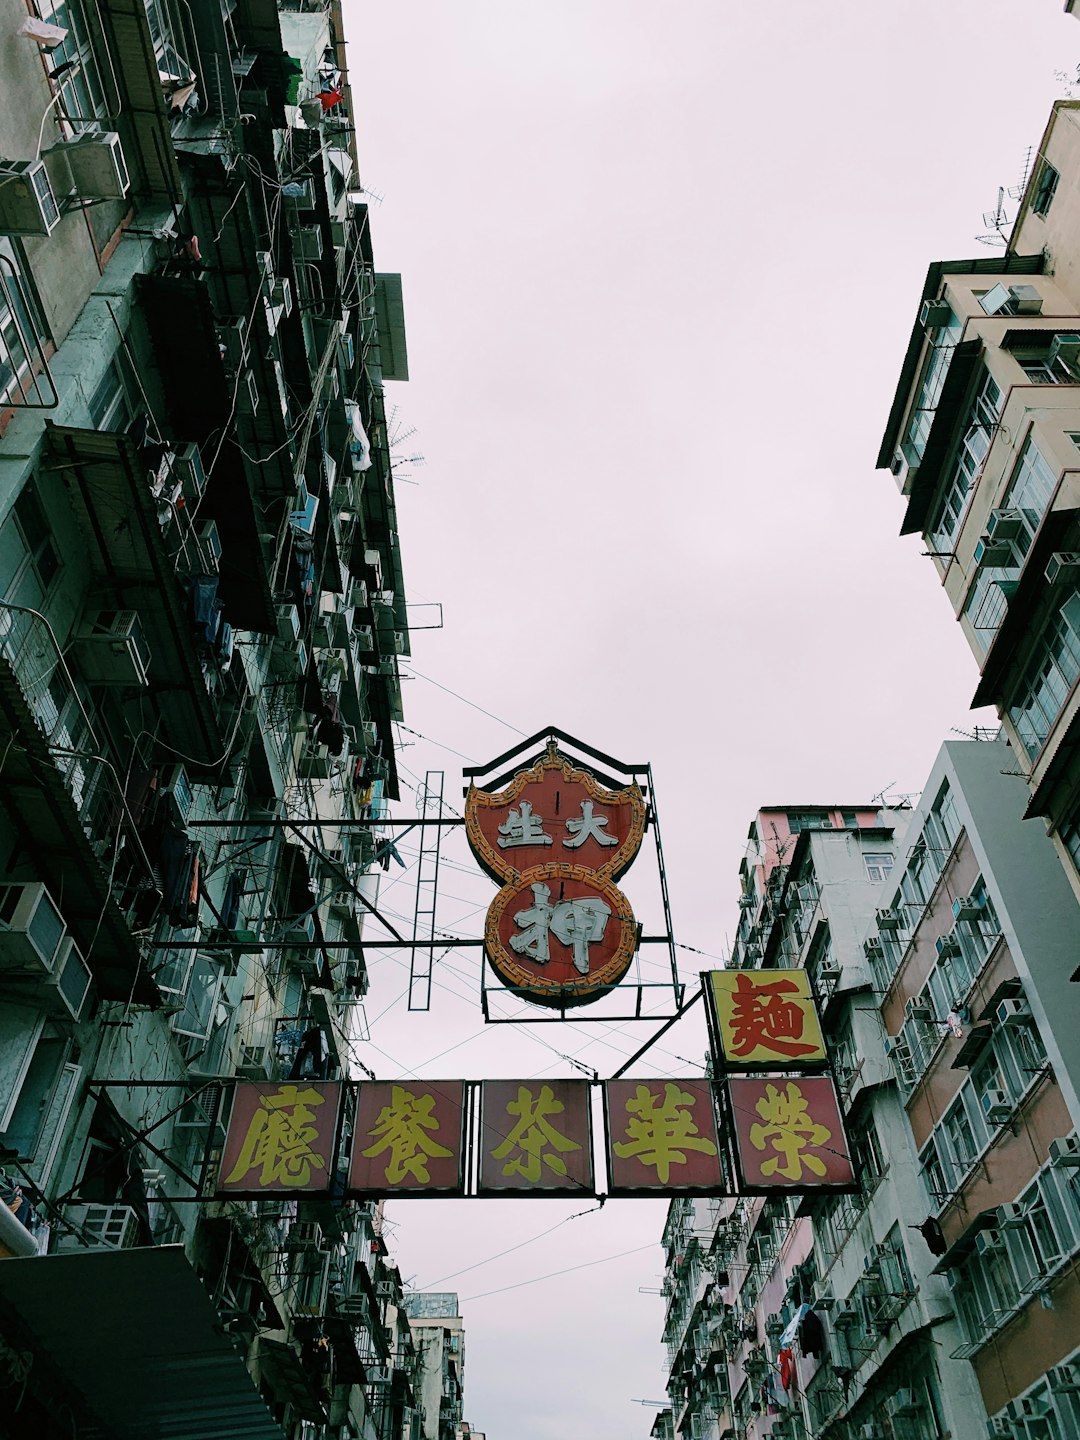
[216,1069,854,1200]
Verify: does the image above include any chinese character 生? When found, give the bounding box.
[361,1085,454,1184]
[497,799,552,849]
[224,1084,329,1188]
[612,1082,718,1184]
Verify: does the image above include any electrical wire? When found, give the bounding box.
[460,1242,657,1303]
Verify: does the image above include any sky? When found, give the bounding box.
[340,4,1077,1437]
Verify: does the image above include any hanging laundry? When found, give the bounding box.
[778,1347,795,1392]
[779,1303,809,1349]
[918,1216,948,1256]
[798,1308,825,1359]
[316,87,343,111]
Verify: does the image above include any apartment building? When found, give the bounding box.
[403,1293,467,1440]
[879,99,1080,903]
[0,0,425,1433]
[658,755,1080,1440]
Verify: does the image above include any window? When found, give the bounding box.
[927,370,1004,555]
[88,360,132,432]
[1032,162,1061,218]
[1008,587,1080,759]
[902,308,964,466]
[863,852,893,883]
[786,811,833,833]
[0,242,51,410]
[35,0,110,133]
[1057,793,1080,878]
[0,486,60,616]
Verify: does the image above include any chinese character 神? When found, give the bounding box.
[563,800,619,850]
[612,1083,718,1184]
[727,973,818,1058]
[224,1084,329,1188]
[361,1085,454,1184]
[491,1084,582,1182]
[747,1081,832,1181]
[497,799,552,849]
[509,882,611,974]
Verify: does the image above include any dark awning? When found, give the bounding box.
[951,1021,993,1069]
[932,1209,999,1273]
[0,1246,286,1440]
[45,424,226,768]
[900,340,982,537]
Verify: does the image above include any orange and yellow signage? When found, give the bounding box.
[479,1079,593,1194]
[729,1076,853,1189]
[218,1082,341,1193]
[465,742,645,1008]
[350,1081,465,1194]
[604,1079,723,1194]
[708,969,827,1068]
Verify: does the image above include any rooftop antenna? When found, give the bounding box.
[976,186,1009,247]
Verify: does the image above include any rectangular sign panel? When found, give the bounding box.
[349,1081,466,1195]
[728,1076,854,1189]
[708,969,827,1068]
[479,1079,593,1195]
[218,1082,341,1194]
[604,1079,724,1195]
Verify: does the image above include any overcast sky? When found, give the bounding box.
[343,4,1076,1437]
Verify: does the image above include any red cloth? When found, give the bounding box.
[778,1347,794,1391]
[317,87,343,111]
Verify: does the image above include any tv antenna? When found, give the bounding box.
[976,186,1009,247]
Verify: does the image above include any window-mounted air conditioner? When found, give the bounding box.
[173,441,207,502]
[1048,1364,1080,1395]
[0,159,61,235]
[1045,552,1080,586]
[197,520,222,570]
[920,298,952,330]
[1010,284,1044,315]
[361,719,378,749]
[43,130,129,200]
[236,1043,273,1079]
[936,932,961,960]
[833,1302,859,1327]
[996,997,1032,1028]
[864,937,884,958]
[284,913,316,946]
[1047,1136,1080,1169]
[985,508,1024,542]
[255,249,273,279]
[44,935,93,1020]
[54,1203,141,1252]
[366,1367,393,1386]
[162,762,193,826]
[876,907,901,930]
[817,957,841,978]
[74,610,151,687]
[952,895,983,922]
[996,1202,1027,1230]
[363,548,383,589]
[237,369,259,416]
[0,880,66,973]
[296,225,323,260]
[1049,333,1080,367]
[283,178,314,208]
[905,997,933,1023]
[973,535,1013,567]
[374,1280,394,1300]
[276,604,301,643]
[974,1227,1003,1255]
[891,1388,919,1417]
[981,1089,1013,1125]
[271,276,292,315]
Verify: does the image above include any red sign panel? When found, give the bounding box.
[604,1080,723,1194]
[218,1082,341,1194]
[466,742,646,1008]
[479,1079,593,1195]
[349,1081,465,1195]
[728,1077,853,1189]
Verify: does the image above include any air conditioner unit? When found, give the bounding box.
[996,997,1032,1027]
[1047,1363,1080,1394]
[974,1228,1003,1255]
[173,441,207,502]
[276,603,301,643]
[974,536,1013,567]
[985,508,1024,541]
[936,932,961,959]
[1047,1136,1080,1169]
[0,159,61,234]
[1049,332,1080,365]
[54,1203,140,1252]
[283,912,316,947]
[952,895,983,922]
[196,520,222,569]
[986,1420,1020,1440]
[817,957,841,978]
[46,935,93,1020]
[43,130,129,199]
[236,1043,272,1079]
[74,609,151,687]
[237,368,259,416]
[1045,552,1080,586]
[366,1367,393,1385]
[996,1202,1027,1230]
[361,719,378,749]
[864,937,884,958]
[920,298,952,329]
[833,1302,859,1327]
[284,1219,324,1251]
[905,997,933,1023]
[363,548,383,588]
[270,276,292,315]
[155,766,191,833]
[890,1387,919,1417]
[375,1280,394,1299]
[813,1291,835,1312]
[981,1089,1012,1125]
[883,1035,915,1079]
[283,178,314,208]
[296,225,323,259]
[0,881,66,973]
[876,907,901,930]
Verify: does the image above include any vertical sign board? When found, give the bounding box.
[707,969,827,1069]
[218,1082,342,1194]
[349,1081,466,1196]
[604,1080,724,1196]
[728,1076,854,1190]
[479,1080,594,1195]
[465,742,647,1008]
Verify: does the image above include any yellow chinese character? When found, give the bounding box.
[612,1083,718,1184]
[491,1084,581,1182]
[361,1086,453,1184]
[224,1084,329,1188]
[747,1081,832,1181]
